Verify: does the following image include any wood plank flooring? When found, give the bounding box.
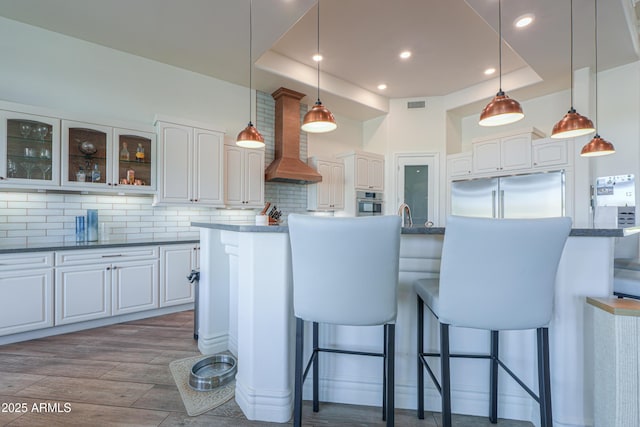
[0,311,533,426]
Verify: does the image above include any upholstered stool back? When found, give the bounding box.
[288,214,401,326]
[438,215,572,330]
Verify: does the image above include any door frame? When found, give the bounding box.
[392,152,440,226]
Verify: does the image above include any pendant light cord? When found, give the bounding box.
[498,0,502,92]
[594,0,598,129]
[249,0,254,124]
[316,0,321,103]
[570,0,574,110]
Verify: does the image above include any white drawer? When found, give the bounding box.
[0,252,54,271]
[55,246,159,266]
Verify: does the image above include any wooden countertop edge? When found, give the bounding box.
[586,296,640,317]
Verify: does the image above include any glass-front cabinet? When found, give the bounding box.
[62,121,112,190]
[61,120,156,192]
[0,111,60,187]
[114,128,156,192]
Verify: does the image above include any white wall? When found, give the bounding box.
[589,61,640,182]
[0,16,247,134]
[307,112,363,158]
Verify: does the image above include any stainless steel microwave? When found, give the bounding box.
[356,191,383,216]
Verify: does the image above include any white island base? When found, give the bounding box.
[194,222,620,426]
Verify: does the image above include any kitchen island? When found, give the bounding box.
[193,220,623,426]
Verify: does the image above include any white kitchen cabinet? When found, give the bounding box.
[447,152,473,177]
[224,143,265,208]
[61,120,113,190]
[155,119,224,206]
[532,137,571,169]
[61,120,156,193]
[0,252,54,336]
[473,133,534,174]
[160,244,198,307]
[0,110,60,188]
[54,247,159,325]
[55,262,111,325]
[307,157,344,211]
[353,154,384,191]
[112,259,159,315]
[113,127,157,193]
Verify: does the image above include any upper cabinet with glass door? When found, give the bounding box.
[61,120,156,193]
[62,121,112,190]
[0,111,60,188]
[113,128,156,193]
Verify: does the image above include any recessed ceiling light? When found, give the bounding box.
[312,53,323,62]
[377,84,387,90]
[514,14,534,28]
[399,50,412,59]
[484,68,496,75]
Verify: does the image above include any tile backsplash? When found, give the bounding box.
[0,192,256,245]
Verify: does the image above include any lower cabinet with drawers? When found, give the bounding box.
[0,242,197,342]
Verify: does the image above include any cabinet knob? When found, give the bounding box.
[106,267,111,271]
[0,177,4,180]
[113,266,118,270]
[194,199,199,202]
[113,183,118,186]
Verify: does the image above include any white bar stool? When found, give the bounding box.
[415,215,571,427]
[288,214,401,427]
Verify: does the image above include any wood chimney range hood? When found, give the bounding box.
[264,87,322,184]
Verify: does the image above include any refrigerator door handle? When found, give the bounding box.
[492,190,497,218]
[500,190,505,218]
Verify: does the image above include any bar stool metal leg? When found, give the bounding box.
[417,295,425,419]
[385,323,395,427]
[537,327,553,427]
[313,322,319,413]
[440,323,452,427]
[382,325,387,421]
[490,330,499,423]
[294,317,304,427]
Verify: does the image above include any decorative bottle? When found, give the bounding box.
[135,143,145,162]
[127,168,135,184]
[120,142,130,161]
[76,166,86,182]
[91,163,101,182]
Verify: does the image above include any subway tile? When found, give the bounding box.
[28,222,64,230]
[28,208,64,216]
[0,223,26,231]
[8,229,46,237]
[9,201,46,209]
[8,215,46,223]
[48,202,80,209]
[0,237,27,246]
[1,208,27,216]
[0,193,28,201]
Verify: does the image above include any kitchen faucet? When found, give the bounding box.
[397,203,412,228]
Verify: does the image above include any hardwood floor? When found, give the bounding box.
[0,311,532,426]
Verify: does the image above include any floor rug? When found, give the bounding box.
[169,354,236,416]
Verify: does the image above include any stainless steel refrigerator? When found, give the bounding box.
[450,171,565,218]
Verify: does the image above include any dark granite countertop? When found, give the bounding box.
[0,237,199,255]
[192,221,624,237]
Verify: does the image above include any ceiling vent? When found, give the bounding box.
[407,100,426,109]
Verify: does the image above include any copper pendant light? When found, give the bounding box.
[236,0,265,148]
[580,0,614,157]
[551,0,595,139]
[479,0,524,127]
[301,0,337,133]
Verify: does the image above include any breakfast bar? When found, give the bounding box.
[193,221,623,426]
